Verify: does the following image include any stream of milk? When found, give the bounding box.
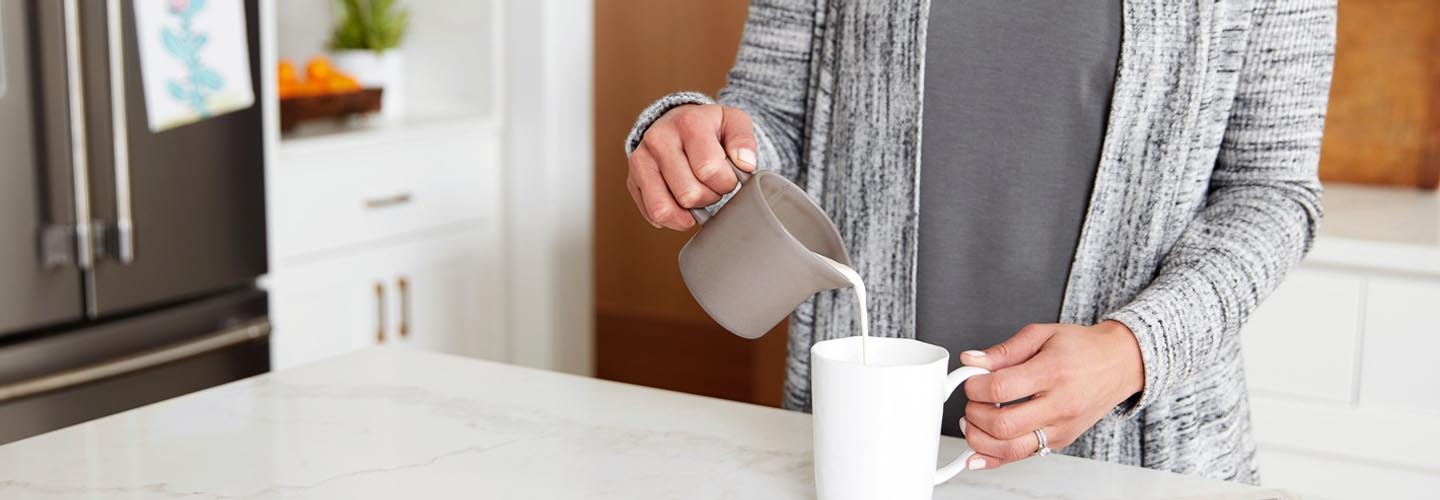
[816,254,868,365]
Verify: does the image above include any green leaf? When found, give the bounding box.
[327,0,408,52]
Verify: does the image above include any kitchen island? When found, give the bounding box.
[0,348,1291,499]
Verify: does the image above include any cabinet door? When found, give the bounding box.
[387,226,503,359]
[268,252,390,370]
[1240,268,1364,403]
[270,224,502,369]
[1361,276,1440,415]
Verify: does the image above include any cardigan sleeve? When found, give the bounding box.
[1103,0,1335,415]
[624,0,819,183]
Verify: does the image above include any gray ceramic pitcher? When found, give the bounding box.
[679,163,854,339]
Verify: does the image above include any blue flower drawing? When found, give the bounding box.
[162,0,223,117]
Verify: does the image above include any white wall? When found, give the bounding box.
[272,0,495,118]
[403,0,495,117]
[272,0,329,62]
[498,0,595,376]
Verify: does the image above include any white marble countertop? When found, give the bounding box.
[0,348,1290,499]
[1308,183,1440,276]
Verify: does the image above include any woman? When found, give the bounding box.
[623,0,1334,483]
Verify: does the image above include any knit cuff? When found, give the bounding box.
[624,91,717,156]
[1102,297,1174,418]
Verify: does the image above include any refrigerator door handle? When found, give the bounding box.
[61,0,94,271]
[103,0,135,264]
[0,318,270,404]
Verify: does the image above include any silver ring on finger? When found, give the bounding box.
[1034,428,1051,457]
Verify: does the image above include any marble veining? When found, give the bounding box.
[0,348,1291,499]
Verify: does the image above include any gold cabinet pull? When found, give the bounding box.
[397,276,411,339]
[363,192,413,210]
[374,282,386,344]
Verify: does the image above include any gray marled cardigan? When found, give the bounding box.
[625,0,1334,484]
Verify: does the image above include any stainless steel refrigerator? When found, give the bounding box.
[0,0,269,443]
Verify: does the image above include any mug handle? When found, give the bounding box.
[688,161,755,225]
[934,365,991,485]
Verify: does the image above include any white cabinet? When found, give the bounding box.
[269,122,495,260]
[1360,276,1440,414]
[269,227,501,370]
[1244,267,1440,500]
[268,247,386,370]
[1241,268,1363,403]
[383,227,503,358]
[266,117,504,371]
[1240,184,1440,500]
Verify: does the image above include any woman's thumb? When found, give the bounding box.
[720,106,758,172]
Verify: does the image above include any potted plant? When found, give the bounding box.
[328,0,410,118]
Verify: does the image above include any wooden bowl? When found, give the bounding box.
[279,87,384,132]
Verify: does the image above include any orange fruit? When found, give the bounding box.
[328,80,359,93]
[277,60,298,83]
[325,73,360,93]
[306,57,333,82]
[302,80,327,96]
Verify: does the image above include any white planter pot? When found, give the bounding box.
[331,49,406,119]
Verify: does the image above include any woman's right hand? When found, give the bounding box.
[627,104,758,230]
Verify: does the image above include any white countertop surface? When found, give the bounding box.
[276,111,495,157]
[1308,183,1440,276]
[0,348,1289,499]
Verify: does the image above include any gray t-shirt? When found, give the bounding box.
[917,0,1120,437]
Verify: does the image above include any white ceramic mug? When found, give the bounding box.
[811,336,990,500]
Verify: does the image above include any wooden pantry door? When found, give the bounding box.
[1318,0,1440,189]
[593,0,789,407]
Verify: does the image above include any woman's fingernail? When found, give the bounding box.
[969,457,987,470]
[958,417,968,436]
[962,350,986,358]
[736,148,757,168]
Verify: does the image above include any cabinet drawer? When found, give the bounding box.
[270,122,497,261]
[1240,267,1363,403]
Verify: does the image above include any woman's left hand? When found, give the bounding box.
[955,321,1145,471]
